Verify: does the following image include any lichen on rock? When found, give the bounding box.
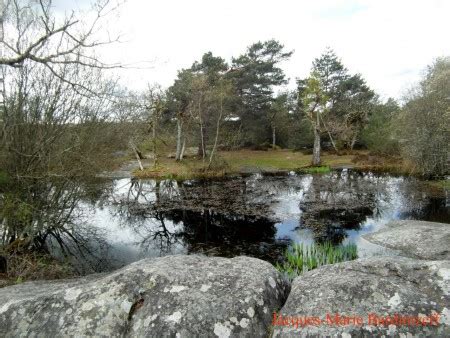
[0,255,289,337]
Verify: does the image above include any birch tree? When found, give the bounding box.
[302,73,328,165]
[167,69,194,161]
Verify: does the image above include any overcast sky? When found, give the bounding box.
[56,0,449,100]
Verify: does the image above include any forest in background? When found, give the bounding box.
[111,43,448,177]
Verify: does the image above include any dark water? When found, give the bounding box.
[55,170,450,273]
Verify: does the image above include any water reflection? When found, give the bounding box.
[47,171,450,273]
[108,177,288,267]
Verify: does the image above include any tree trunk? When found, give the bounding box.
[199,122,206,160]
[208,95,224,168]
[135,148,145,159]
[319,113,338,153]
[350,133,357,150]
[152,118,158,168]
[198,115,206,160]
[272,124,276,149]
[197,96,207,161]
[0,255,7,274]
[312,112,321,166]
[180,137,186,160]
[130,141,144,171]
[175,117,182,161]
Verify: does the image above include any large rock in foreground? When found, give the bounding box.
[363,220,450,260]
[0,255,289,337]
[274,256,450,337]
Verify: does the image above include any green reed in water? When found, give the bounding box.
[276,242,358,279]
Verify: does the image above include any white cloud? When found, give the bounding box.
[61,0,450,99]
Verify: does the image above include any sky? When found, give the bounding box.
[54,0,450,100]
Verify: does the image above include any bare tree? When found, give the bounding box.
[398,57,450,177]
[144,84,166,168]
[189,75,208,162]
[0,59,119,250]
[208,79,232,168]
[0,0,121,69]
[0,0,127,255]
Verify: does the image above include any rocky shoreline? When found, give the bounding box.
[0,220,449,337]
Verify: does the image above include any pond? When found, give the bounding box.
[53,170,450,273]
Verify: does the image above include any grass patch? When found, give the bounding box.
[276,242,358,280]
[133,150,362,179]
[131,149,410,180]
[221,150,356,171]
[297,165,331,174]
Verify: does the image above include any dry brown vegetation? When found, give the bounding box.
[0,251,76,288]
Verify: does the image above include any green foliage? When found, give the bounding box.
[268,92,297,148]
[289,117,314,149]
[361,98,400,155]
[302,73,329,113]
[167,68,196,114]
[312,48,348,93]
[298,48,376,150]
[276,242,358,279]
[191,52,228,86]
[229,40,293,145]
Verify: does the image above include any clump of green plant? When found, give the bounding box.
[298,165,331,174]
[0,170,11,188]
[276,242,358,279]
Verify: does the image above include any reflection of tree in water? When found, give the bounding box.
[111,180,184,255]
[5,171,447,273]
[115,177,290,263]
[298,171,449,244]
[409,197,450,223]
[299,171,384,244]
[162,209,288,263]
[393,178,450,223]
[113,172,449,264]
[0,177,114,273]
[49,178,116,273]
